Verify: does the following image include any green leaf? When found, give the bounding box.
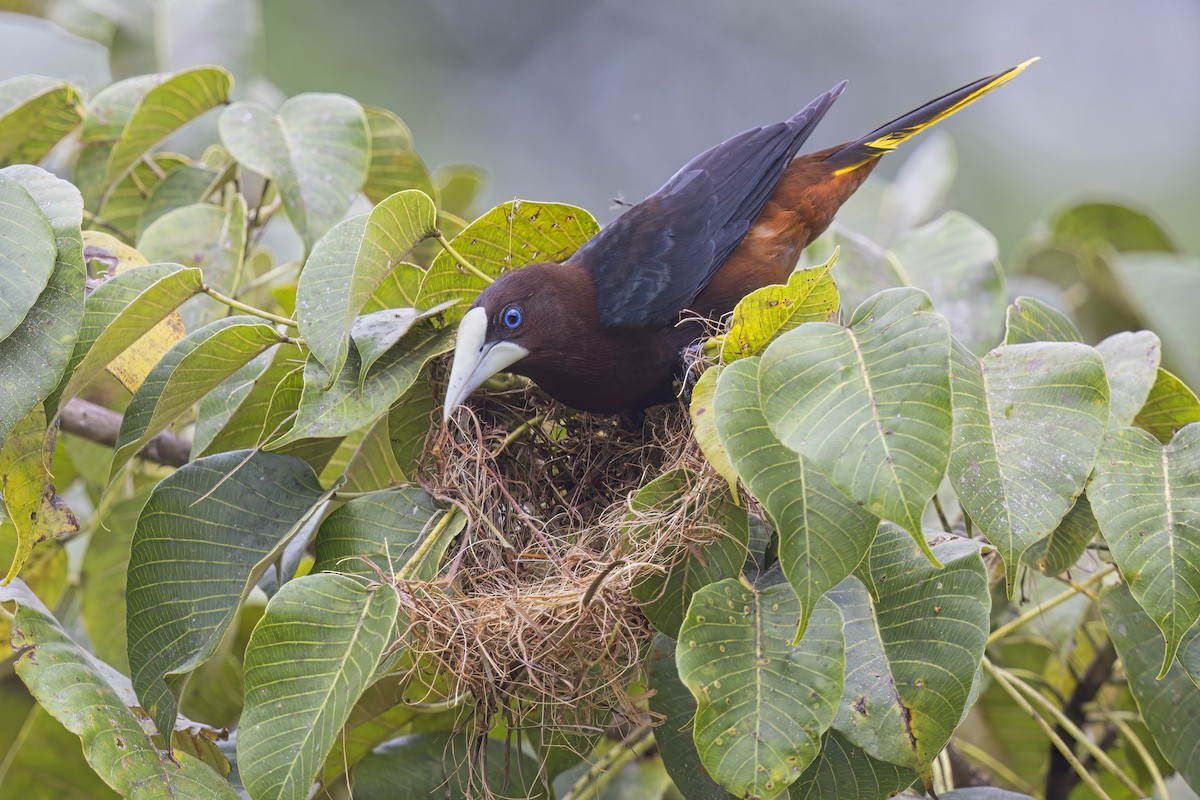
[689,367,740,500]
[886,132,956,239]
[1101,584,1200,790]
[1135,368,1200,444]
[759,287,951,564]
[194,343,306,456]
[1096,330,1161,429]
[297,190,438,378]
[238,573,399,800]
[1021,494,1098,576]
[126,450,332,738]
[720,259,839,363]
[1052,201,1177,253]
[2,580,240,799]
[98,152,189,240]
[335,413,406,491]
[0,702,118,799]
[387,377,436,477]
[1111,253,1200,390]
[887,212,1005,354]
[363,106,437,205]
[714,357,877,639]
[647,634,729,800]
[271,325,451,445]
[80,485,154,673]
[1087,424,1200,676]
[0,172,57,342]
[351,299,457,393]
[433,163,487,219]
[111,316,282,476]
[677,581,844,799]
[103,66,233,191]
[417,199,599,321]
[312,488,461,581]
[829,525,990,784]
[1,406,78,583]
[627,469,748,637]
[139,163,222,236]
[948,340,1109,593]
[137,198,248,326]
[219,93,369,249]
[788,730,917,800]
[349,731,548,800]
[76,74,162,206]
[0,76,83,165]
[0,165,85,451]
[1003,295,1082,345]
[54,262,204,412]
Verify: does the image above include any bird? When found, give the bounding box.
[443,60,1036,422]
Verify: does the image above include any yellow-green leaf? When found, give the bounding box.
[720,256,839,363]
[417,199,599,321]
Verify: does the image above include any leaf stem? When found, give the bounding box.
[987,658,1143,798]
[435,232,492,284]
[987,565,1114,646]
[561,726,655,800]
[203,285,299,329]
[395,509,460,581]
[951,738,1036,795]
[981,658,1114,800]
[1104,713,1168,800]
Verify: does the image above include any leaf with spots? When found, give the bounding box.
[1087,423,1200,676]
[1,580,240,799]
[417,199,599,323]
[758,287,952,565]
[1,405,78,584]
[827,525,990,786]
[677,580,844,799]
[719,258,839,363]
[126,450,333,738]
[948,338,1109,593]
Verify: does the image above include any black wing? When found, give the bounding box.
[568,83,845,329]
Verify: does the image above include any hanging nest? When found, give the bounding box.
[394,360,740,752]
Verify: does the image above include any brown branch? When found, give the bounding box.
[58,398,191,468]
[1044,640,1119,800]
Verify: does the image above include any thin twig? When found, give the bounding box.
[987,565,1115,645]
[203,285,299,328]
[982,659,1114,800]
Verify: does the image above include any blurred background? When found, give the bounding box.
[0,0,1197,260]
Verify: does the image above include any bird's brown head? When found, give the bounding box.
[442,262,591,422]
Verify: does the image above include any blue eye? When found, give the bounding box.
[502,306,523,329]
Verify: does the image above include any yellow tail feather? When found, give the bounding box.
[830,57,1038,175]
